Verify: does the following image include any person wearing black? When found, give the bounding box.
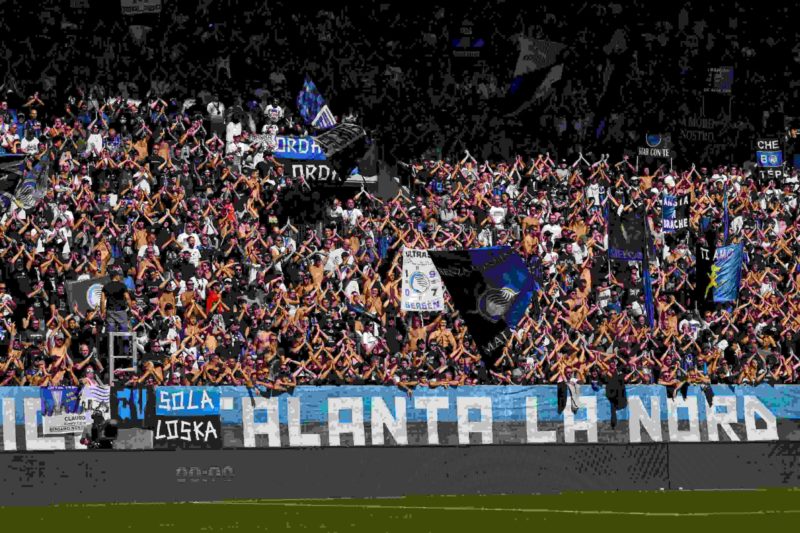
[80,410,118,449]
[100,268,134,334]
[605,365,628,429]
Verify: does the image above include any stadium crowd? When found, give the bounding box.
[0,85,799,394]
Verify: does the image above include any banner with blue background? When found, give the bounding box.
[3,385,800,450]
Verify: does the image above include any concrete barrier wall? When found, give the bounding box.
[2,442,798,506]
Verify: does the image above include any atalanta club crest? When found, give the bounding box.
[409,271,431,294]
[476,286,518,323]
[86,283,104,309]
[646,134,662,148]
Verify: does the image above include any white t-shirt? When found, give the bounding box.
[207,101,226,121]
[586,183,602,206]
[541,223,562,242]
[134,178,151,195]
[137,244,161,258]
[87,133,104,154]
[20,137,39,154]
[488,206,507,226]
[225,121,243,145]
[341,207,363,227]
[264,105,284,123]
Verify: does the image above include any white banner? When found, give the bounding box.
[43,412,92,435]
[120,0,162,15]
[401,248,444,312]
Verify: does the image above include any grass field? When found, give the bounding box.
[3,489,800,532]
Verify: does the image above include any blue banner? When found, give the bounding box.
[155,387,220,416]
[710,243,744,303]
[274,136,326,161]
[3,386,800,449]
[756,150,783,168]
[40,386,81,416]
[204,385,800,424]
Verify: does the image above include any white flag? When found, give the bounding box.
[401,248,444,313]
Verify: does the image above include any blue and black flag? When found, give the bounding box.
[608,204,646,261]
[429,247,536,364]
[706,243,744,304]
[694,230,717,312]
[296,76,336,129]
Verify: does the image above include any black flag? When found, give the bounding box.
[429,247,536,366]
[66,276,111,314]
[694,229,717,312]
[608,204,646,262]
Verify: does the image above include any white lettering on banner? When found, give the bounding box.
[24,398,65,451]
[457,397,493,445]
[525,397,556,443]
[757,139,780,150]
[638,147,672,158]
[628,396,662,443]
[414,397,449,445]
[158,389,214,413]
[370,397,408,446]
[563,396,598,443]
[242,397,280,448]
[288,397,321,447]
[667,397,702,442]
[744,396,779,441]
[154,419,218,443]
[706,396,740,442]
[288,163,337,181]
[328,398,366,446]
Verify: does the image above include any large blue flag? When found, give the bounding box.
[296,76,336,129]
[429,247,536,362]
[706,243,744,303]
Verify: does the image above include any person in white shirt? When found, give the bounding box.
[541,214,563,243]
[86,124,104,155]
[180,247,201,268]
[55,204,74,226]
[225,117,243,153]
[487,198,507,228]
[341,199,363,227]
[134,175,151,195]
[328,198,344,223]
[206,97,226,123]
[264,99,283,124]
[177,227,201,249]
[20,130,39,154]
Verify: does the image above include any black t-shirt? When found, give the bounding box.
[180,262,197,281]
[102,281,129,311]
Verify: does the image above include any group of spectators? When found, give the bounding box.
[2,2,799,164]
[0,82,799,394]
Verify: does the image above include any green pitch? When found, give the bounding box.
[4,489,799,532]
